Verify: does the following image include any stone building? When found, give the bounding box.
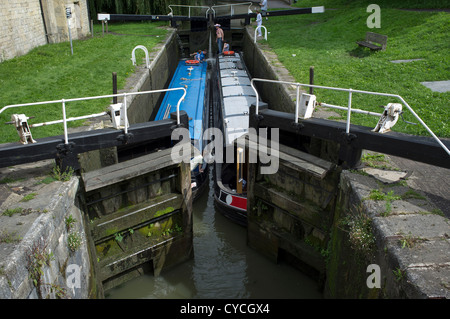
[0,0,90,62]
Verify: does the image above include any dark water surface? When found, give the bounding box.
[105,169,323,299]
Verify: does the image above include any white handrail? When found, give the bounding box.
[211,2,253,17]
[1,87,186,145]
[254,26,268,42]
[319,102,383,117]
[250,78,450,156]
[168,5,212,18]
[168,2,252,18]
[30,112,109,127]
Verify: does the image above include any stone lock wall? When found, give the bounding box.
[0,174,95,299]
[40,0,90,44]
[0,0,47,61]
[0,0,90,62]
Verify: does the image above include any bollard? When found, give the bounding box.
[309,66,314,95]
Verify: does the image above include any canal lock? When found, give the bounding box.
[75,25,336,297]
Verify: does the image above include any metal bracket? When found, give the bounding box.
[117,132,134,144]
[252,113,264,124]
[341,131,357,144]
[56,142,75,155]
[291,121,304,132]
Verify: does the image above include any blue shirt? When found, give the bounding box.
[260,0,267,11]
[195,52,205,61]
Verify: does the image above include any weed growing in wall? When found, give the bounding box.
[67,232,83,252]
[339,204,376,260]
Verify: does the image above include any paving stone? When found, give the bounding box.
[389,238,450,268]
[362,167,408,183]
[421,80,450,93]
[405,266,450,298]
[374,214,450,240]
[390,59,424,63]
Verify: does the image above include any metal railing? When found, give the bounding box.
[168,2,253,18]
[250,78,450,156]
[1,88,186,145]
[211,2,253,17]
[168,5,212,18]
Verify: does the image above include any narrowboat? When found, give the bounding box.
[154,58,210,200]
[212,52,258,226]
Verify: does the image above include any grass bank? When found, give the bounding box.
[261,0,449,137]
[0,22,168,144]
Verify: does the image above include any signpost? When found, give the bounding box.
[66,7,73,55]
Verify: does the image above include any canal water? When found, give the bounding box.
[105,168,323,299]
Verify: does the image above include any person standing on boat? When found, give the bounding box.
[256,10,262,37]
[260,0,268,20]
[215,24,224,54]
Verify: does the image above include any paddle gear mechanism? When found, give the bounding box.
[373,103,402,133]
[10,114,36,144]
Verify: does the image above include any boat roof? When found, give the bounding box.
[218,53,256,146]
[154,59,207,146]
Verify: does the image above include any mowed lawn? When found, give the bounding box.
[260,0,449,137]
[0,22,168,144]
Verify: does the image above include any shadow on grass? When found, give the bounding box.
[348,47,372,58]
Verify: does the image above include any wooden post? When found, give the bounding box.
[112,72,118,104]
[309,66,314,95]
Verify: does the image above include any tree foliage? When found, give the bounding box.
[88,0,163,18]
[87,0,207,18]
